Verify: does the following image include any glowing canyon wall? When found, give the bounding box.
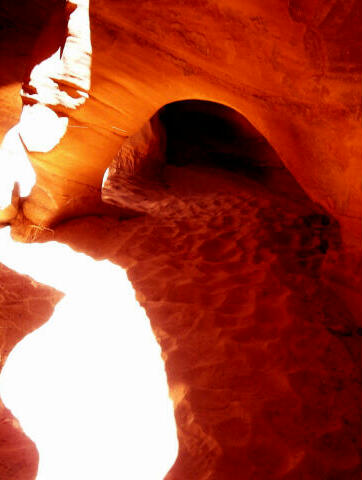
[0,0,361,478]
[0,0,361,246]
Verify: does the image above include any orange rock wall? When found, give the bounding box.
[1,165,358,479]
[0,1,361,479]
[1,0,361,246]
[0,261,62,478]
[56,165,362,479]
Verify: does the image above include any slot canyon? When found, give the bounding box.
[0,1,361,479]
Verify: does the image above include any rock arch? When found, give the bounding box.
[1,0,361,249]
[0,2,361,478]
[102,99,319,215]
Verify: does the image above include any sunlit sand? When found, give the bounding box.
[0,226,178,480]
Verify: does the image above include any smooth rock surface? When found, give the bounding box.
[0,0,361,247]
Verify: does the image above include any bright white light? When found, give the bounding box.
[0,227,178,480]
[19,104,69,153]
[0,124,36,210]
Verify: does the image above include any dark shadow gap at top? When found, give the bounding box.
[0,0,66,88]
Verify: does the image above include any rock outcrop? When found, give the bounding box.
[2,154,361,478]
[54,163,362,479]
[0,258,62,479]
[0,0,361,248]
[0,1,361,479]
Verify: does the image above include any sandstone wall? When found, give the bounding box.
[0,1,361,478]
[12,163,358,480]
[0,260,62,478]
[0,0,361,247]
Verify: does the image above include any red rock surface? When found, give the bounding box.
[0,1,361,478]
[52,164,362,479]
[0,259,62,479]
[0,0,361,247]
[0,160,361,478]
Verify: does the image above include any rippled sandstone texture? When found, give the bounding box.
[1,162,361,479]
[0,0,361,479]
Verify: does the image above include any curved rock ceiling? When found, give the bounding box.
[0,0,361,246]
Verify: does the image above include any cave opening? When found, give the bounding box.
[103,99,319,215]
[0,226,178,480]
[157,99,313,204]
[159,100,281,172]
